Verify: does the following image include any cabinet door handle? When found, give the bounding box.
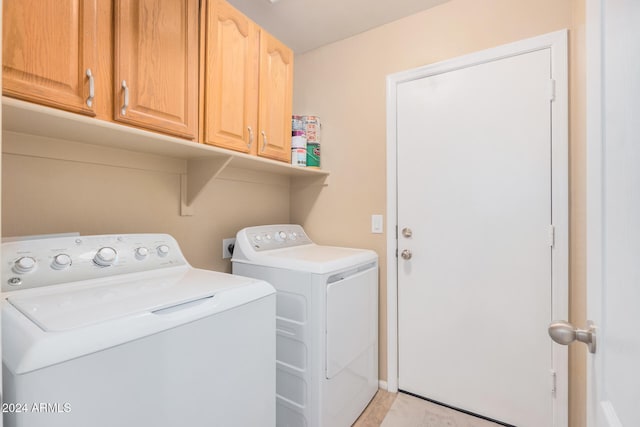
[121,80,129,115]
[261,131,268,152]
[86,69,95,108]
[247,126,254,149]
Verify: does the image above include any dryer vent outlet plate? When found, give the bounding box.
[222,238,236,259]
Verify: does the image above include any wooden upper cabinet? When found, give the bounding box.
[114,0,199,139]
[3,0,97,116]
[257,31,293,163]
[203,0,293,163]
[203,0,259,154]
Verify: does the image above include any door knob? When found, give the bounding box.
[401,249,412,260]
[548,320,596,354]
[402,227,413,238]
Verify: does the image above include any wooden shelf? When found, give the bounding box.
[2,97,329,178]
[2,97,329,215]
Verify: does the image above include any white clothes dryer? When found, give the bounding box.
[2,233,276,427]
[232,224,378,427]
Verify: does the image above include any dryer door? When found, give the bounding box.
[325,264,377,379]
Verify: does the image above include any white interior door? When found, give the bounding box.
[586,1,640,426]
[396,43,566,426]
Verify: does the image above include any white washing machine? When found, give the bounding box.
[232,224,378,427]
[2,233,276,427]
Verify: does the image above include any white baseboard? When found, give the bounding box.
[378,380,388,391]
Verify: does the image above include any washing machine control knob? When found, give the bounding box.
[135,247,149,260]
[94,247,117,267]
[14,256,36,274]
[157,245,170,257]
[51,254,72,270]
[275,231,287,241]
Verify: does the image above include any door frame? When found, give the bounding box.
[585,1,603,425]
[585,1,627,426]
[385,30,569,425]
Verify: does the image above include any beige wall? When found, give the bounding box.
[568,1,587,425]
[292,0,586,425]
[2,139,290,273]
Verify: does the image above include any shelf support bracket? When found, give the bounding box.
[180,156,233,216]
[290,173,330,188]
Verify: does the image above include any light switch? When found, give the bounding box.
[371,215,383,234]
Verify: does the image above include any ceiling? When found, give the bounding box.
[226,0,450,54]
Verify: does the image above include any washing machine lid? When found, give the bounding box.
[7,266,271,332]
[234,243,378,274]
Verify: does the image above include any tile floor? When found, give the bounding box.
[353,390,398,426]
[354,390,503,427]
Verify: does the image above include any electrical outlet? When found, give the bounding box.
[222,237,236,259]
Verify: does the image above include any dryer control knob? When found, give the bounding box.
[135,247,149,260]
[157,245,170,257]
[94,247,117,267]
[14,256,36,274]
[51,254,72,270]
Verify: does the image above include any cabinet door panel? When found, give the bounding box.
[114,0,198,139]
[258,31,293,162]
[204,0,259,153]
[3,0,97,116]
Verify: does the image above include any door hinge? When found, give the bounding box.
[549,79,556,102]
[550,370,557,397]
[548,225,555,247]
